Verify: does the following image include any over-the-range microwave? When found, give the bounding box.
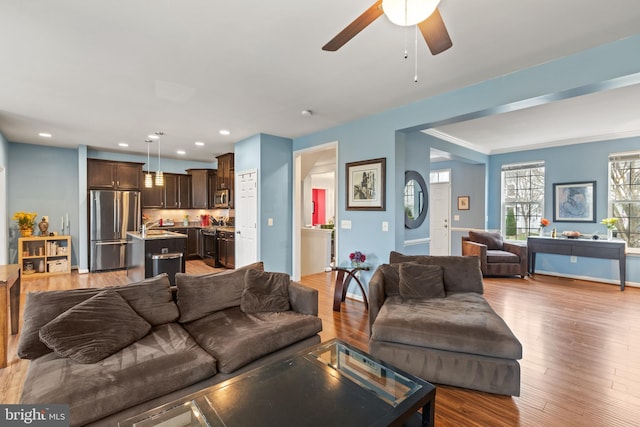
[213,189,230,208]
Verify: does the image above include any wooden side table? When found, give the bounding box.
[0,264,21,368]
[332,263,370,312]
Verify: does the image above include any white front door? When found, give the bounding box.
[235,169,258,267]
[429,183,451,255]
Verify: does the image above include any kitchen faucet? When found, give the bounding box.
[141,219,159,236]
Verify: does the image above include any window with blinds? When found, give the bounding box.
[609,151,640,249]
[501,162,545,240]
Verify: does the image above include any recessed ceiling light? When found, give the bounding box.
[147,134,159,140]
[219,130,230,136]
[118,142,129,147]
[38,132,52,138]
[195,141,205,146]
[177,150,186,155]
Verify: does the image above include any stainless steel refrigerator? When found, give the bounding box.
[90,190,140,272]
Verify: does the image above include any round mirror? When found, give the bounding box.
[404,170,428,229]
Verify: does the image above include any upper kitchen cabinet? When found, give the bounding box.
[165,174,191,209]
[142,173,192,209]
[187,169,216,209]
[88,159,143,190]
[216,153,235,208]
[216,153,234,190]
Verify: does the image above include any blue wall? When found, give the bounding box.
[434,159,487,256]
[291,35,640,287]
[488,136,640,285]
[7,143,80,265]
[235,133,293,274]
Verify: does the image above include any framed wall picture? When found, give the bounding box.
[553,181,596,222]
[346,158,386,211]
[457,196,470,210]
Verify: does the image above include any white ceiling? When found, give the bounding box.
[1,0,639,161]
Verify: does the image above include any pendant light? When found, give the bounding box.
[155,132,164,186]
[144,139,153,188]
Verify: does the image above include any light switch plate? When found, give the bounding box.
[382,221,389,232]
[341,220,352,229]
[267,218,273,226]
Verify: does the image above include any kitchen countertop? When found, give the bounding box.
[127,231,188,240]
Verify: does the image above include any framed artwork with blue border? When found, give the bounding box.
[553,181,596,222]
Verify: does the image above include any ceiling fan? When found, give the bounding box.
[322,0,452,55]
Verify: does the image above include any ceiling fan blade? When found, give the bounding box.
[418,8,453,55]
[322,0,384,51]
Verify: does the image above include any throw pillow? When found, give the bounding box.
[468,230,503,250]
[240,269,291,313]
[39,290,152,364]
[175,262,264,323]
[398,263,445,299]
[17,274,174,361]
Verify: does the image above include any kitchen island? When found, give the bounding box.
[127,230,187,285]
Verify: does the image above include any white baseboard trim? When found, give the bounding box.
[404,238,430,246]
[346,291,365,302]
[534,269,638,288]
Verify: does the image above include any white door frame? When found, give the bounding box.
[292,141,338,281]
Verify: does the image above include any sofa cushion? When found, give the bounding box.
[371,293,522,360]
[399,263,445,299]
[183,306,322,374]
[468,230,503,250]
[241,270,290,313]
[388,252,484,294]
[20,323,217,427]
[18,274,177,360]
[39,290,152,364]
[378,264,401,296]
[487,250,520,263]
[175,261,264,323]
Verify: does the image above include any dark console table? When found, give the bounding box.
[527,236,626,290]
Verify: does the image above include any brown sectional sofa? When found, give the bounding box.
[18,263,322,426]
[368,252,522,396]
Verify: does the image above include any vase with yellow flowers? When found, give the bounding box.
[600,217,618,240]
[13,211,38,237]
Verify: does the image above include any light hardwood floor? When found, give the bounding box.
[2,261,640,426]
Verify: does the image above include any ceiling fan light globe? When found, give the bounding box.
[382,0,440,26]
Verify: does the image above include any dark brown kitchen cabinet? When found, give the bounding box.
[216,153,234,190]
[187,228,199,258]
[88,159,142,190]
[164,227,198,259]
[164,174,191,209]
[187,169,216,209]
[141,180,164,208]
[216,153,234,208]
[142,173,191,209]
[217,229,235,269]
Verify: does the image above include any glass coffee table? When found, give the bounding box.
[119,339,435,427]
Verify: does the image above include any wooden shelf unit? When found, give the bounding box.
[18,235,72,278]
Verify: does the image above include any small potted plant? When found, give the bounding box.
[539,217,550,236]
[13,211,38,237]
[600,217,618,240]
[349,251,366,267]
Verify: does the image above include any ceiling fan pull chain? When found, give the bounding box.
[414,25,419,82]
[404,0,409,59]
